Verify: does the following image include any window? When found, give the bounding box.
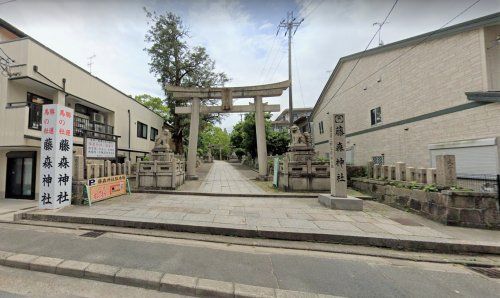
[370,107,382,126]
[137,122,148,139]
[150,127,158,141]
[27,93,53,130]
[318,121,324,134]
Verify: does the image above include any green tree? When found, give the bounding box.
[230,113,289,158]
[134,94,171,122]
[199,123,231,159]
[144,9,229,153]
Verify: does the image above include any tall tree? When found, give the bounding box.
[144,9,229,153]
[134,94,171,122]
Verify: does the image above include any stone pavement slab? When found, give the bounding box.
[17,193,500,254]
[196,160,265,194]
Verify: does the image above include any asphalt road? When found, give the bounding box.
[0,222,498,297]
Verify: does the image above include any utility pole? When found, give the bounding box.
[277,11,303,129]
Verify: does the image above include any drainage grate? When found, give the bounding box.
[389,217,423,226]
[80,231,106,238]
[468,266,500,278]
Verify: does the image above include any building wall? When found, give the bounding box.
[0,37,164,198]
[485,25,500,90]
[0,38,164,153]
[312,27,499,168]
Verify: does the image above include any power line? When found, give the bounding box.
[301,0,326,20]
[0,0,17,5]
[258,34,279,83]
[263,39,286,82]
[316,0,482,116]
[316,0,398,116]
[293,52,306,108]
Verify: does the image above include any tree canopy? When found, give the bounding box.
[230,113,290,158]
[198,123,231,160]
[144,9,229,153]
[134,94,171,122]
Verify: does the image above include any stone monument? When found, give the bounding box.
[318,114,363,210]
[228,151,239,163]
[278,125,330,191]
[136,128,185,189]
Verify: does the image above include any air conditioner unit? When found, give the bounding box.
[91,113,105,124]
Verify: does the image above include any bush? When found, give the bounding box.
[347,165,365,178]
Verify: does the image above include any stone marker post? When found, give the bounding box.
[427,168,436,184]
[395,162,406,181]
[406,167,415,182]
[436,155,457,187]
[381,165,389,180]
[389,165,396,180]
[366,161,374,179]
[330,114,347,198]
[104,160,111,177]
[319,114,362,210]
[373,164,380,179]
[417,168,427,184]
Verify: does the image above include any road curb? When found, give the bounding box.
[134,189,318,198]
[17,212,500,255]
[0,250,339,297]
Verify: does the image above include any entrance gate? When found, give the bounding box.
[167,80,289,180]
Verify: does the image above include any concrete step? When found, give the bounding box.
[16,211,500,255]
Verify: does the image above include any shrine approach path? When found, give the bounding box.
[198,160,265,194]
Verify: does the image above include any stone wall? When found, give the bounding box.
[352,178,499,229]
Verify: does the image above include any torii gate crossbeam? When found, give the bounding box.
[167,81,289,181]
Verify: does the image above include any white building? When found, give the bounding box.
[0,19,164,200]
[310,13,500,174]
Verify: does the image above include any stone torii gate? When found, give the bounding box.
[167,80,289,180]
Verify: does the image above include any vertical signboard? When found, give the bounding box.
[39,104,74,209]
[330,114,347,198]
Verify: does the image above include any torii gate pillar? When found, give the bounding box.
[255,96,268,180]
[186,98,201,180]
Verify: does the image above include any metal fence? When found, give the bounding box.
[456,173,499,195]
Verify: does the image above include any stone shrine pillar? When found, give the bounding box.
[255,96,268,180]
[436,155,457,187]
[186,98,201,180]
[395,162,406,181]
[318,114,362,210]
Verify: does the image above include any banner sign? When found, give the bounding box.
[85,138,116,159]
[39,104,74,209]
[87,175,127,203]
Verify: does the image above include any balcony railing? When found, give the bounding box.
[6,102,114,138]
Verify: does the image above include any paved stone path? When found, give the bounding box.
[197,160,264,194]
[23,193,500,251]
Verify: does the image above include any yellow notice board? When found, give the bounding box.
[87,175,127,203]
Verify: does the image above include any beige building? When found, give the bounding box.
[0,19,164,200]
[311,13,500,174]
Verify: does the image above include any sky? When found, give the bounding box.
[1,0,498,131]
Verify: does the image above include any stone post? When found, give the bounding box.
[427,168,436,184]
[86,162,92,179]
[395,162,406,181]
[373,164,380,179]
[417,168,427,184]
[104,160,111,177]
[186,98,201,180]
[319,114,361,210]
[255,96,268,180]
[389,165,396,180]
[99,165,104,178]
[117,163,122,175]
[125,160,131,176]
[406,167,415,182]
[366,161,374,179]
[329,114,347,198]
[381,165,389,180]
[436,155,457,187]
[111,163,116,176]
[92,164,100,178]
[73,155,84,181]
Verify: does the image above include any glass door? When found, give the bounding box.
[5,152,36,199]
